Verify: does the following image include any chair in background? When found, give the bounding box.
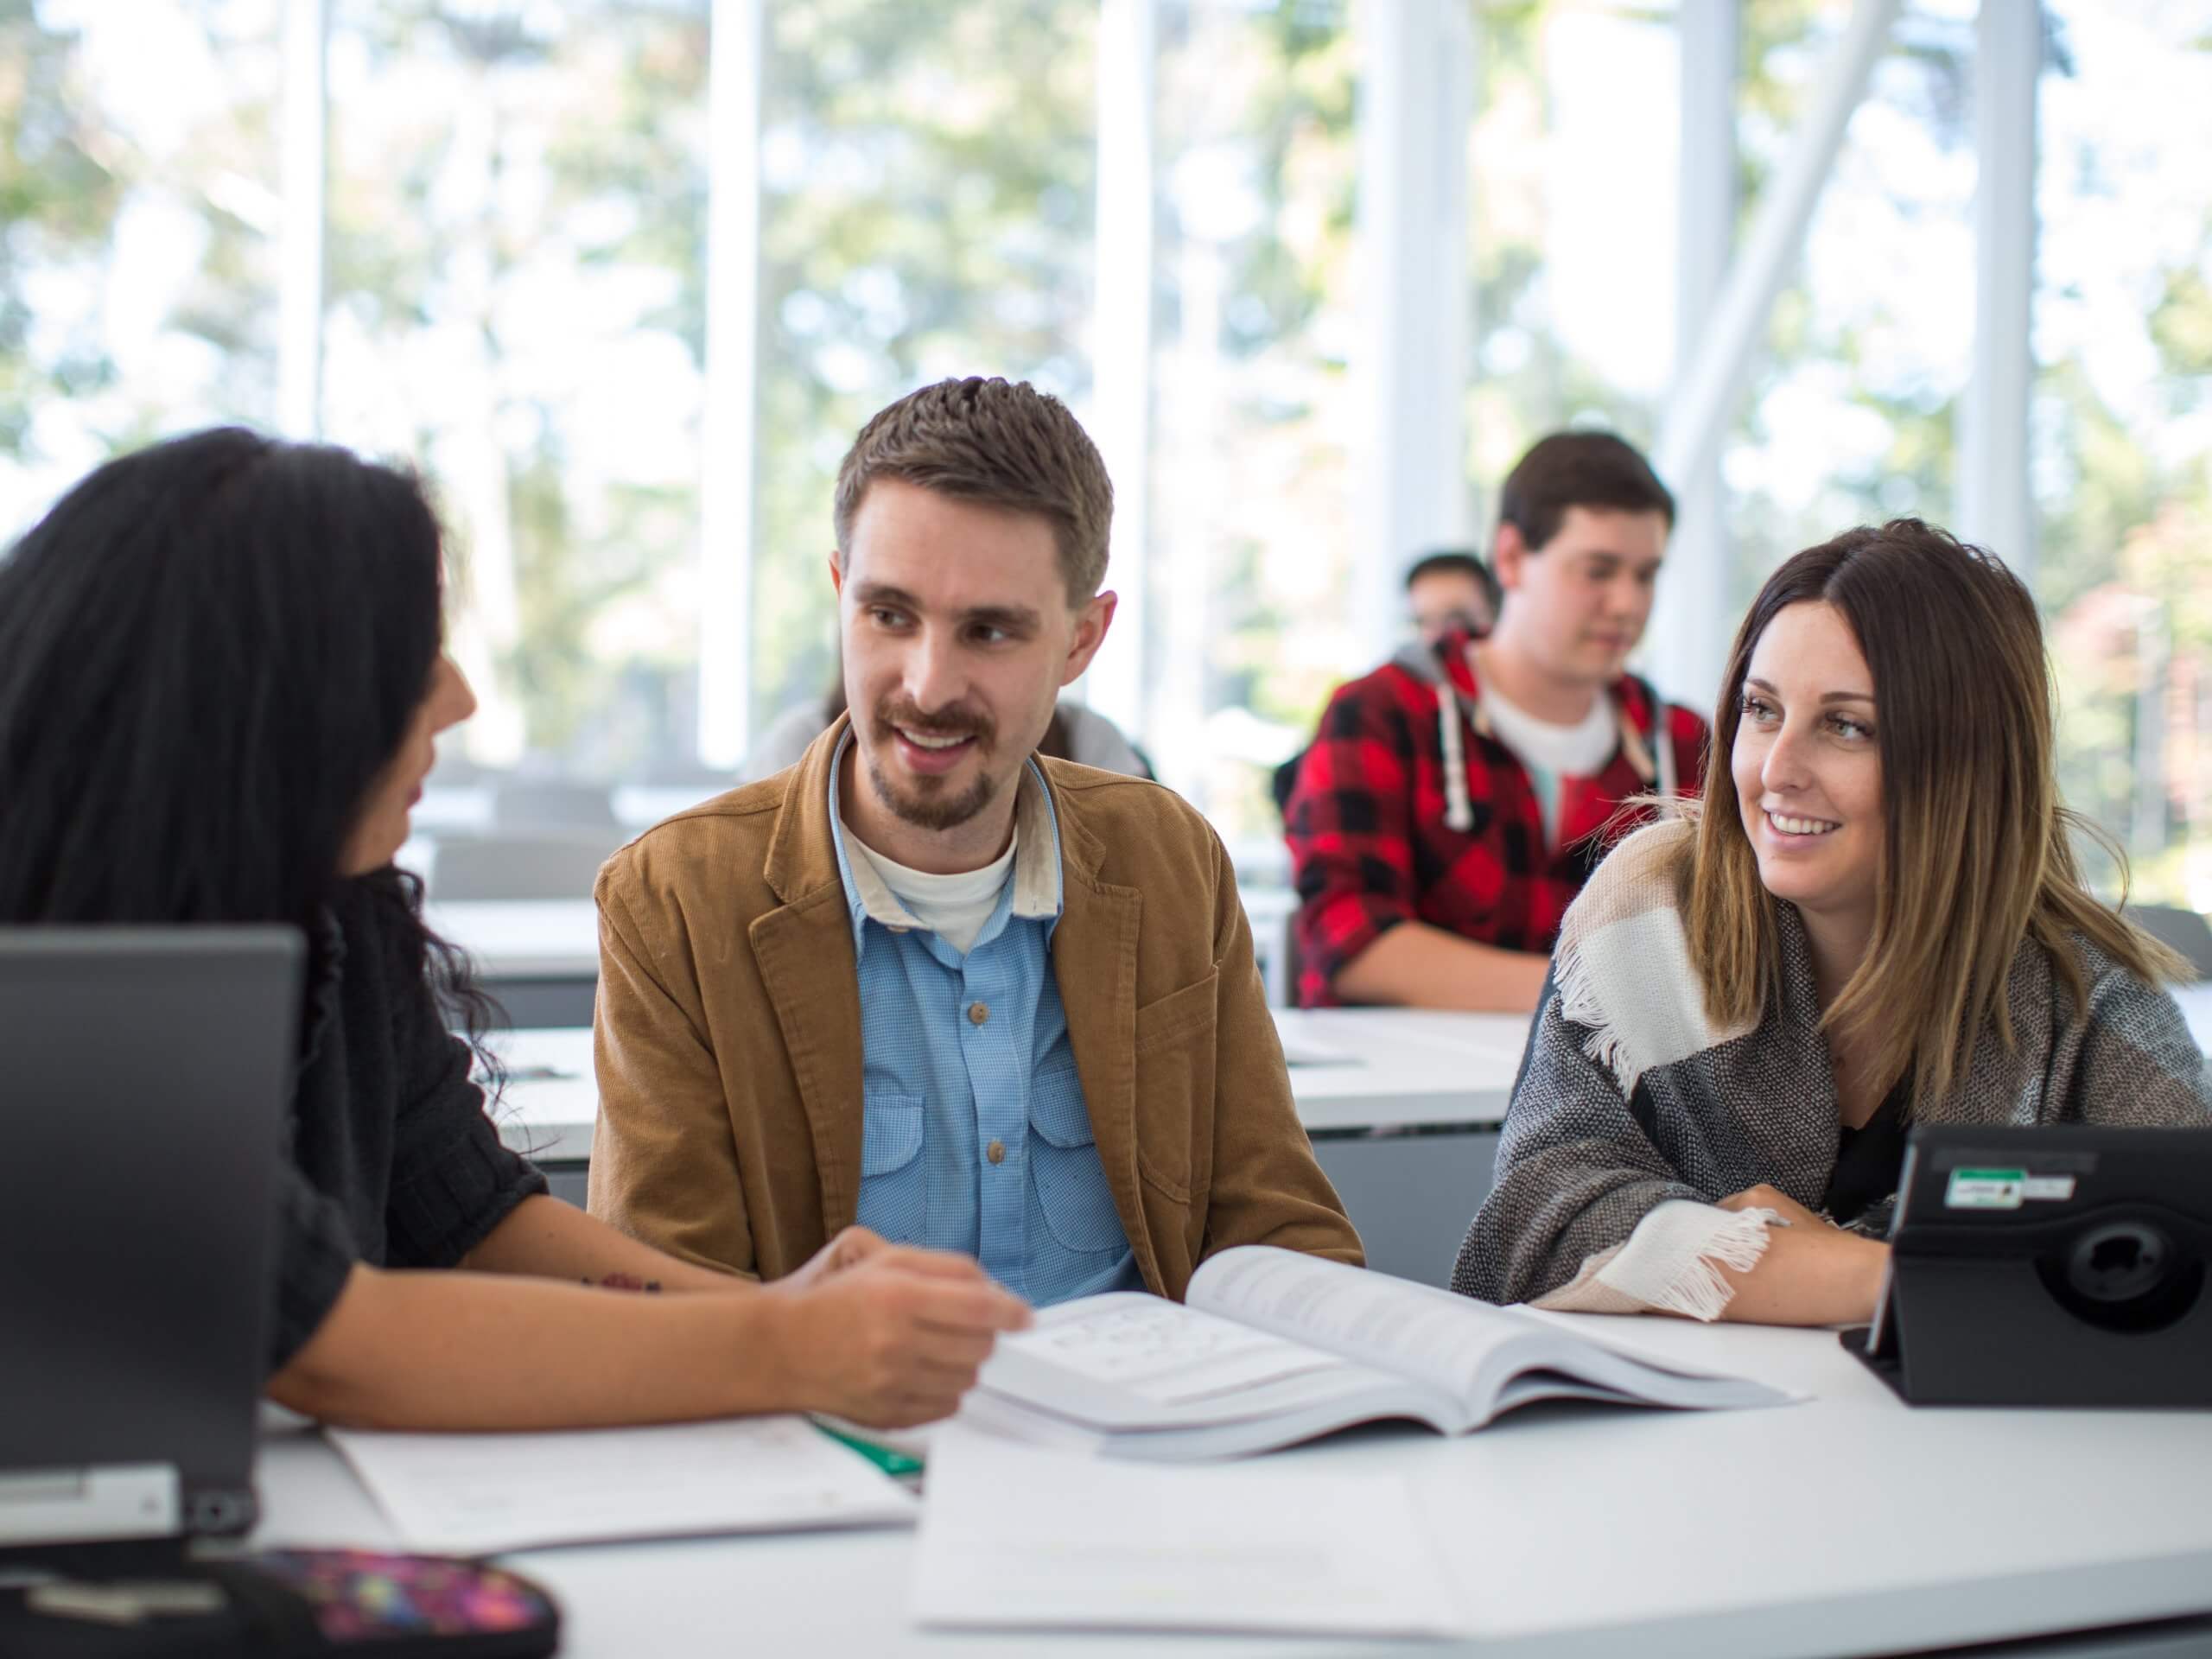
[2126,904,2212,982]
[490,779,622,834]
[426,830,623,904]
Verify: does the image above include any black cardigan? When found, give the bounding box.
[270,878,546,1373]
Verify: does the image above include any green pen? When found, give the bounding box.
[811,1419,926,1479]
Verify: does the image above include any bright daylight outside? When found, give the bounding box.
[3,0,2206,906]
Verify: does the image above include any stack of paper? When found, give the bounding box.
[330,1414,916,1555]
[910,1424,1466,1637]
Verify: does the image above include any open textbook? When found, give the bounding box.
[964,1247,1793,1460]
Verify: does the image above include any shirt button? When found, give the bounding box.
[968,1001,989,1026]
[986,1139,1006,1166]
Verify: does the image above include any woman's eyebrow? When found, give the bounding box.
[1744,677,1875,705]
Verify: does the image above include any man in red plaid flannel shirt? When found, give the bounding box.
[1285,432,1709,1012]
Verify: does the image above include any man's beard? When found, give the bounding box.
[863,695,1001,832]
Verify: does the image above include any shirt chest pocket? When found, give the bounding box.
[1026,1067,1128,1255]
[855,1090,926,1243]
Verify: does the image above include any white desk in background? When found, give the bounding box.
[2178,983,2212,1078]
[476,985,2209,1287]
[435,887,1308,1014]
[247,1314,2212,1659]
[430,899,604,981]
[487,1009,1526,1287]
[411,784,722,836]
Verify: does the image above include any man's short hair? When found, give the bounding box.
[1497,431,1675,553]
[832,376,1115,604]
[1403,548,1496,596]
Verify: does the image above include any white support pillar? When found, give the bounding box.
[1352,0,1473,664]
[1958,0,2039,581]
[1080,0,1158,740]
[1647,0,1740,714]
[1655,0,1899,495]
[276,0,327,440]
[697,0,766,770]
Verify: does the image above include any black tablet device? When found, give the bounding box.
[1848,1123,2212,1407]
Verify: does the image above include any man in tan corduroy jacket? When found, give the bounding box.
[588,377,1360,1303]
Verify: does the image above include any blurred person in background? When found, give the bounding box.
[1402,548,1501,647]
[1285,431,1706,1012]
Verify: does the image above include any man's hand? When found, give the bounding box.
[776,1224,893,1294]
[765,1244,1031,1427]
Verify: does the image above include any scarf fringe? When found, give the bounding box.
[1642,1207,1779,1323]
[1551,931,1643,1097]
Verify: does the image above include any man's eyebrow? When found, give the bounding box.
[962,604,1043,632]
[849,580,918,610]
[849,581,1041,632]
[1745,675,1875,705]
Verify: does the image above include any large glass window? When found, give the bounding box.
[1724,0,1976,613]
[1138,0,1354,837]
[0,0,281,531]
[321,2,709,779]
[2037,2,2212,907]
[3,0,2201,913]
[750,0,1099,749]
[1464,1,1679,490]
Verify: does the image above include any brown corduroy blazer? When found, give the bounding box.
[585,719,1363,1295]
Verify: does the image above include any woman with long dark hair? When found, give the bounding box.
[0,428,1026,1429]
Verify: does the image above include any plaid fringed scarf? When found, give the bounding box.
[1452,819,2212,1316]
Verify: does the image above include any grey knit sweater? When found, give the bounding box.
[1452,820,2212,1310]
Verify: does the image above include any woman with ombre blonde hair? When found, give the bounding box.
[1452,518,2209,1326]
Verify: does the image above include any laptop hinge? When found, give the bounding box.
[0,1464,181,1546]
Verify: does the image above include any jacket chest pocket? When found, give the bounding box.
[1026,1067,1127,1254]
[1130,969,1218,1204]
[855,1090,926,1242]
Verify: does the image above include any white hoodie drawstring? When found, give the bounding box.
[1439,690,1473,832]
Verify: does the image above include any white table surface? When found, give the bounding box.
[430,899,605,978]
[435,887,1302,977]
[487,1009,1526,1166]
[246,1314,2212,1658]
[2177,983,2211,1051]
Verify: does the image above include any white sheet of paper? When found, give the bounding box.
[911,1424,1465,1636]
[330,1414,916,1555]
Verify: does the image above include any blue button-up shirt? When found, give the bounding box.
[829,732,1141,1306]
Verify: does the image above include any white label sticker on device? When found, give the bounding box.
[1945,1169,2025,1210]
[2021,1175,2077,1201]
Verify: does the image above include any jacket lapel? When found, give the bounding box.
[1046,772,1160,1291]
[752,719,868,1238]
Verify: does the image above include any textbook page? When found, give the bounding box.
[975,1291,1409,1430]
[1187,1246,1549,1404]
[912,1423,1466,1637]
[329,1415,916,1555]
[1191,1249,1784,1417]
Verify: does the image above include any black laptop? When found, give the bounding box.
[1849,1122,2212,1407]
[0,928,302,1545]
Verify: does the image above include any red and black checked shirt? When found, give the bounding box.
[1284,639,1709,1007]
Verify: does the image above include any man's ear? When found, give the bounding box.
[1061,590,1118,688]
[1492,523,1529,593]
[828,550,845,598]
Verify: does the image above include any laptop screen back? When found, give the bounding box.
[0,927,302,1536]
